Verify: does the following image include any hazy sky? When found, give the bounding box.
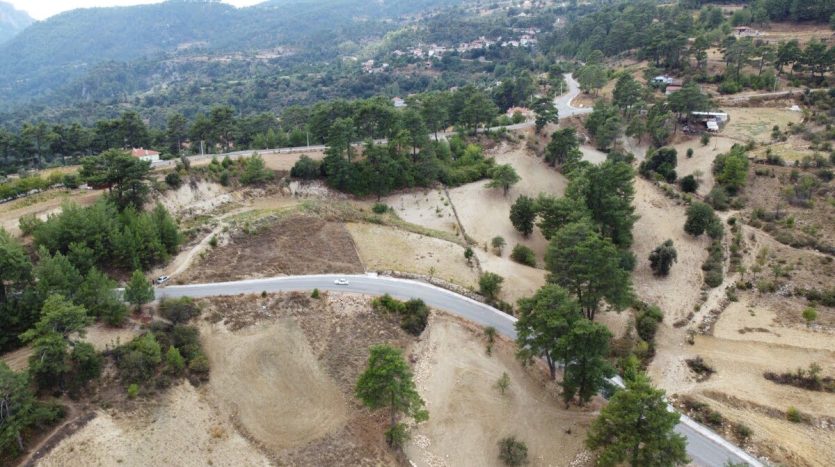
[8,1,264,20]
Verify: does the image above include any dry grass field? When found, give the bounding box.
[35,292,592,466]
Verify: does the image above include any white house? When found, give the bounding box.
[130,148,160,163]
[392,97,407,108]
[652,75,675,86]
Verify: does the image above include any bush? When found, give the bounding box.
[62,174,80,189]
[188,354,211,376]
[802,307,817,325]
[701,133,711,146]
[704,269,724,288]
[400,299,430,335]
[165,346,185,375]
[372,202,388,214]
[649,239,677,276]
[685,202,716,236]
[498,436,528,466]
[209,235,218,247]
[635,305,663,342]
[786,406,802,423]
[18,213,43,236]
[491,236,506,255]
[706,186,730,211]
[240,155,274,185]
[510,244,536,267]
[372,294,429,335]
[680,175,699,193]
[735,423,752,441]
[639,147,677,182]
[718,80,742,94]
[116,333,162,384]
[311,288,320,299]
[165,172,182,188]
[290,155,321,179]
[127,383,139,398]
[636,314,659,342]
[479,272,504,301]
[158,297,201,324]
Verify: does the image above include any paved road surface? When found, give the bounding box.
[555,73,593,117]
[158,274,763,467]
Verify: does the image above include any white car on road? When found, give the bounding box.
[333,278,350,285]
[156,275,170,285]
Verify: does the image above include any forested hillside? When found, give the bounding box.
[0,0,464,111]
[0,0,32,44]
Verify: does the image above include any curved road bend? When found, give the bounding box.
[554,73,593,117]
[157,274,763,467]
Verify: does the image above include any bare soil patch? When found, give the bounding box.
[476,249,546,304]
[199,292,413,465]
[179,214,363,283]
[722,107,802,143]
[0,189,101,237]
[446,141,567,263]
[383,188,459,236]
[347,222,479,289]
[37,383,272,467]
[673,136,737,196]
[632,178,709,322]
[406,314,594,466]
[201,318,350,452]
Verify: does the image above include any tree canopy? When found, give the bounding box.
[545,221,633,320]
[515,285,583,380]
[586,375,689,467]
[355,344,428,447]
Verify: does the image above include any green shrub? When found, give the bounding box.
[372,294,429,335]
[479,272,504,301]
[510,244,536,267]
[165,172,182,188]
[165,346,186,375]
[704,269,724,288]
[158,297,201,324]
[706,186,730,211]
[680,175,699,193]
[786,406,802,423]
[116,333,162,384]
[311,288,320,299]
[401,299,430,335]
[240,155,274,185]
[62,174,80,189]
[372,202,389,214]
[290,155,321,179]
[188,354,211,376]
[127,383,139,399]
[735,423,752,440]
[498,436,528,466]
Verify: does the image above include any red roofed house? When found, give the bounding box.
[130,148,160,163]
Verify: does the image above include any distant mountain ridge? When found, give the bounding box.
[0,0,460,111]
[0,1,33,44]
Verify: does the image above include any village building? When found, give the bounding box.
[130,148,160,163]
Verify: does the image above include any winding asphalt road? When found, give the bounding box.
[555,73,593,118]
[157,273,763,467]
